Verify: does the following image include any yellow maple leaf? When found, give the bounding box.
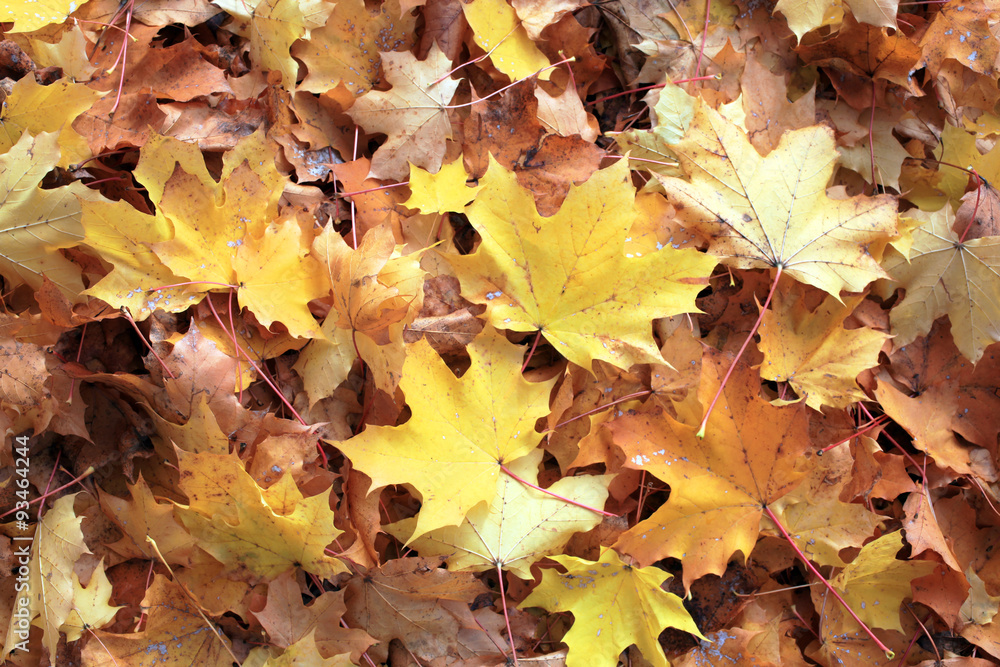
[2,494,119,660]
[1,0,90,32]
[386,449,611,579]
[828,531,937,633]
[174,449,346,581]
[333,326,557,540]
[404,158,481,214]
[463,0,552,81]
[347,43,461,181]
[876,206,1000,363]
[80,198,193,318]
[100,474,198,566]
[212,0,332,87]
[450,156,716,372]
[758,286,890,409]
[657,97,898,297]
[144,153,327,337]
[0,76,103,166]
[0,132,107,303]
[519,547,704,667]
[82,575,235,666]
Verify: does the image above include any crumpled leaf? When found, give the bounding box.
[346,43,461,181]
[174,449,346,581]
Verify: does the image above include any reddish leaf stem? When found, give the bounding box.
[204,298,307,426]
[521,330,542,372]
[120,307,175,379]
[0,466,95,520]
[697,265,783,438]
[763,504,894,658]
[819,415,887,454]
[958,168,983,243]
[544,389,652,432]
[496,562,520,667]
[499,463,616,517]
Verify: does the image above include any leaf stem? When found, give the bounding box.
[145,536,243,666]
[762,504,894,659]
[521,330,542,373]
[496,562,520,667]
[499,463,616,517]
[697,265,782,438]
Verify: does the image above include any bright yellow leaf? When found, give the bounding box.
[519,547,704,667]
[463,0,552,81]
[333,326,557,540]
[404,158,480,214]
[450,155,716,372]
[829,531,937,633]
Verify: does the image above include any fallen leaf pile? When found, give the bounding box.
[1,0,1000,664]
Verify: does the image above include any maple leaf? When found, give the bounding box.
[386,449,611,578]
[450,156,716,372]
[1,494,119,660]
[297,224,425,398]
[404,159,481,214]
[291,0,416,96]
[775,0,899,42]
[252,571,374,660]
[1,0,87,32]
[346,43,461,181]
[876,206,1000,363]
[99,474,197,566]
[342,557,493,664]
[0,76,103,166]
[463,0,552,80]
[757,286,890,409]
[145,150,328,337]
[519,546,704,667]
[174,449,346,581]
[0,131,104,303]
[795,13,923,102]
[82,575,235,667]
[80,198,192,319]
[656,95,898,296]
[212,0,332,87]
[608,349,812,589]
[919,0,1000,78]
[333,326,557,540]
[826,531,937,633]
